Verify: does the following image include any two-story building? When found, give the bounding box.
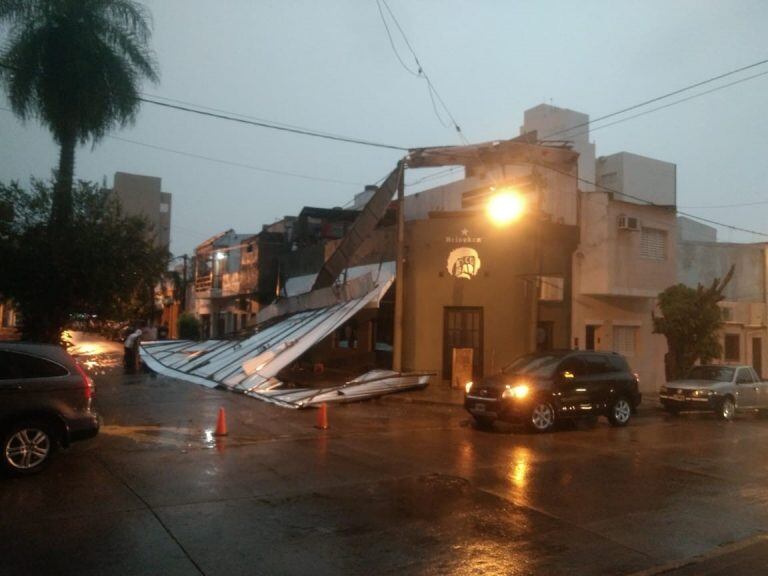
[192,229,286,338]
[678,218,768,377]
[572,152,677,393]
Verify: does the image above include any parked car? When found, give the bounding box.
[0,343,99,475]
[660,364,767,420]
[464,350,642,432]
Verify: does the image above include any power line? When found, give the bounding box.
[540,56,768,140]
[0,60,409,152]
[552,68,768,141]
[0,106,371,186]
[374,0,468,143]
[680,199,768,209]
[547,166,768,238]
[137,96,409,151]
[107,135,365,186]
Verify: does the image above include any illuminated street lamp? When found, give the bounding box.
[486,188,526,226]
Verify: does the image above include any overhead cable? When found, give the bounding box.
[0,60,409,152]
[540,56,768,139]
[375,0,468,142]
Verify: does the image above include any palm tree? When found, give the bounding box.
[0,0,159,227]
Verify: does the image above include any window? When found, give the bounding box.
[724,334,740,361]
[640,228,667,261]
[583,355,611,375]
[720,307,732,321]
[0,351,68,380]
[613,326,637,357]
[538,276,564,302]
[558,356,586,378]
[736,368,755,384]
[607,355,630,372]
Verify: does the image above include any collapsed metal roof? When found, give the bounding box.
[139,267,431,408]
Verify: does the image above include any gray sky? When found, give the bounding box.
[2,0,767,256]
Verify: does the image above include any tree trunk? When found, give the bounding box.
[51,129,76,228]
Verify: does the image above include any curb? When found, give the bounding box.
[627,533,768,576]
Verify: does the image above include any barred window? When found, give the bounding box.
[640,228,667,261]
[613,326,637,357]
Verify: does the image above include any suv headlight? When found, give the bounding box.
[464,381,473,394]
[503,384,529,400]
[692,389,712,397]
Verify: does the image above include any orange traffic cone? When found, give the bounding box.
[315,402,329,430]
[214,407,228,437]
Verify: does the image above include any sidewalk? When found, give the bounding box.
[383,381,465,407]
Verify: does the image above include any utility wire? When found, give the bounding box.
[540,56,768,140]
[107,135,365,186]
[550,69,768,141]
[679,199,768,209]
[0,60,409,152]
[375,0,468,142]
[547,166,768,238]
[137,96,408,151]
[0,106,370,186]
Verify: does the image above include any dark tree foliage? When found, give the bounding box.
[177,312,201,341]
[0,0,159,228]
[652,267,734,380]
[0,179,167,342]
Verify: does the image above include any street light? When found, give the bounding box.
[486,188,526,227]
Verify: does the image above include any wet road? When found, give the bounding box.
[2,333,768,575]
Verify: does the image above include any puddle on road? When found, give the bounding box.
[99,424,227,451]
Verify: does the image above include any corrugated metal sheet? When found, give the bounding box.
[139,270,425,407]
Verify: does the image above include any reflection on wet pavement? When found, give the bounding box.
[67,332,124,375]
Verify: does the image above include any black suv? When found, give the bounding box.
[0,343,99,475]
[464,350,642,432]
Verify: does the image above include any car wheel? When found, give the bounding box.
[716,396,735,421]
[529,402,556,433]
[2,420,56,476]
[608,397,632,427]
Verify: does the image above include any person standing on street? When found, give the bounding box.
[124,328,143,373]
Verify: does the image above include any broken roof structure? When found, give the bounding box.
[141,265,430,408]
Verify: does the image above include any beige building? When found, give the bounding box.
[111,172,172,250]
[401,212,578,384]
[678,223,768,377]
[573,195,677,393]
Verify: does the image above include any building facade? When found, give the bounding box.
[111,171,172,250]
[192,229,285,338]
[401,212,578,386]
[678,227,768,377]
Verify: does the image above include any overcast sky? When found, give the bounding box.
[2,0,767,256]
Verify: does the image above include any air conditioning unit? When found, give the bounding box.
[617,215,641,231]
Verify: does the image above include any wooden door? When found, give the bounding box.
[443,307,483,383]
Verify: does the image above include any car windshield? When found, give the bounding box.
[685,366,734,382]
[502,354,562,377]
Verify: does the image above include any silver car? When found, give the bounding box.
[659,364,767,420]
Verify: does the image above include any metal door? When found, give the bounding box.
[443,307,483,383]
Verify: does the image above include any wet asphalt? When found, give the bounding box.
[2,334,768,575]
